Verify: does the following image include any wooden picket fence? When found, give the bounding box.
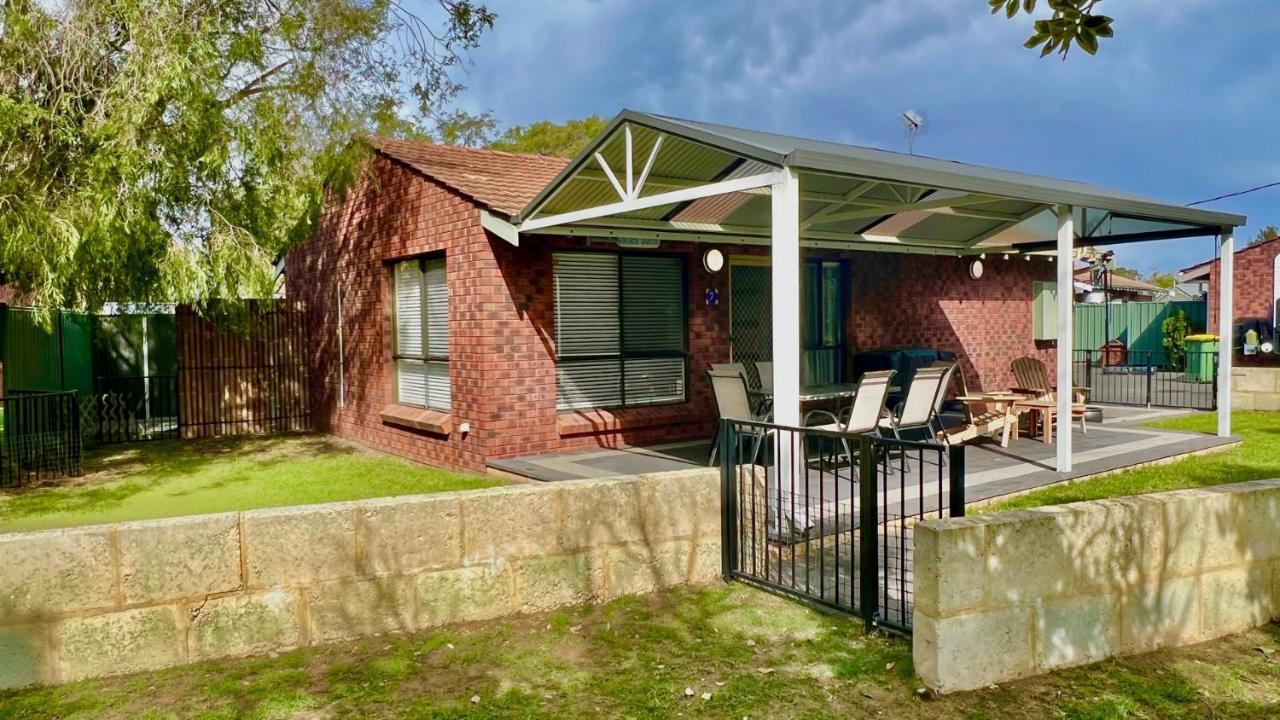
[176,301,311,438]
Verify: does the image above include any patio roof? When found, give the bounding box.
[513,110,1245,256]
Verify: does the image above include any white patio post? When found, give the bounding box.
[770,166,802,428]
[771,166,802,481]
[1055,205,1074,473]
[1217,226,1235,437]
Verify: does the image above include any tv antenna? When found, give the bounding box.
[900,110,925,154]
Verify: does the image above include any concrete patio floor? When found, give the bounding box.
[488,405,1239,507]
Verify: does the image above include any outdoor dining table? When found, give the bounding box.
[750,382,903,414]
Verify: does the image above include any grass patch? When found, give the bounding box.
[1,584,1278,719]
[984,411,1279,512]
[0,434,501,533]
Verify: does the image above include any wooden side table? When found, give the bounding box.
[1013,399,1088,444]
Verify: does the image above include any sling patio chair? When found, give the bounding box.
[801,369,895,471]
[880,363,952,442]
[706,369,772,467]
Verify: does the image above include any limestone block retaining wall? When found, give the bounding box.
[913,479,1280,693]
[1233,366,1280,411]
[0,469,722,688]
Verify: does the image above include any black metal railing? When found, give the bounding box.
[90,375,180,444]
[0,390,83,487]
[1073,349,1218,410]
[719,418,964,633]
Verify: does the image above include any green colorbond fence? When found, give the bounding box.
[1074,300,1207,358]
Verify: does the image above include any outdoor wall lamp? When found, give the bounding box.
[702,248,725,273]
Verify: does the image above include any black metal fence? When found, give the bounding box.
[1073,349,1218,410]
[0,391,83,487]
[89,375,180,444]
[719,419,965,633]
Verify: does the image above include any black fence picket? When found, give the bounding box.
[0,390,82,487]
[1073,349,1218,410]
[719,418,964,633]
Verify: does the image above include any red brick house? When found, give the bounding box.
[286,111,1244,474]
[1204,235,1280,349]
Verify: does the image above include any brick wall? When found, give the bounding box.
[849,253,1056,392]
[286,155,496,470]
[288,155,1057,472]
[1208,237,1279,334]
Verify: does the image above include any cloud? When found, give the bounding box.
[440,0,1280,271]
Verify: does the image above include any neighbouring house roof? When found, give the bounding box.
[1177,234,1280,280]
[1073,270,1161,294]
[366,137,570,218]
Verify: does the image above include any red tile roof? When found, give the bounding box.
[366,137,569,218]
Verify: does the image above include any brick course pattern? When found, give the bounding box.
[287,150,1058,472]
[1208,237,1279,335]
[913,478,1280,693]
[0,469,722,688]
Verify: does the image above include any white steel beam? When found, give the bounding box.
[1218,227,1235,437]
[1055,205,1074,473]
[633,135,664,198]
[518,171,784,232]
[593,152,627,201]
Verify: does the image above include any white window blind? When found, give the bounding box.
[393,257,449,411]
[554,251,686,410]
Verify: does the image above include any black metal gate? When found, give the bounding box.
[1073,349,1218,410]
[718,419,965,633]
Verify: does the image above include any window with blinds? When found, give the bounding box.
[554,252,687,410]
[392,257,450,411]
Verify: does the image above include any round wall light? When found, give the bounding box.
[702,248,725,273]
[969,258,984,280]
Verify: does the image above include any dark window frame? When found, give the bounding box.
[554,249,691,410]
[801,258,849,384]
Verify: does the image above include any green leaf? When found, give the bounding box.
[1077,30,1098,55]
[1023,0,1037,12]
[1006,0,1020,19]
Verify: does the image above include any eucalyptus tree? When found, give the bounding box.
[0,0,494,310]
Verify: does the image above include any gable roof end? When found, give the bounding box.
[365,137,569,218]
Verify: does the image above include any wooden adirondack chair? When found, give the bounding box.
[1010,356,1089,403]
[1009,356,1089,439]
[941,364,1026,447]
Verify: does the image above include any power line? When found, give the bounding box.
[1188,180,1280,206]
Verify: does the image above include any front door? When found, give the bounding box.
[729,258,847,385]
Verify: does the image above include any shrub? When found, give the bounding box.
[1162,310,1191,371]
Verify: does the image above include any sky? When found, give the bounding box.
[427,0,1280,275]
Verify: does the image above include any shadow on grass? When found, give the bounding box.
[1,585,1277,719]
[0,433,363,523]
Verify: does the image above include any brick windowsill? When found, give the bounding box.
[557,405,703,437]
[380,405,452,436]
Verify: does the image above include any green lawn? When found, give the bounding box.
[985,410,1279,512]
[0,434,502,533]
[1,584,1277,719]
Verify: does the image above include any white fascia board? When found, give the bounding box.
[480,210,520,247]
